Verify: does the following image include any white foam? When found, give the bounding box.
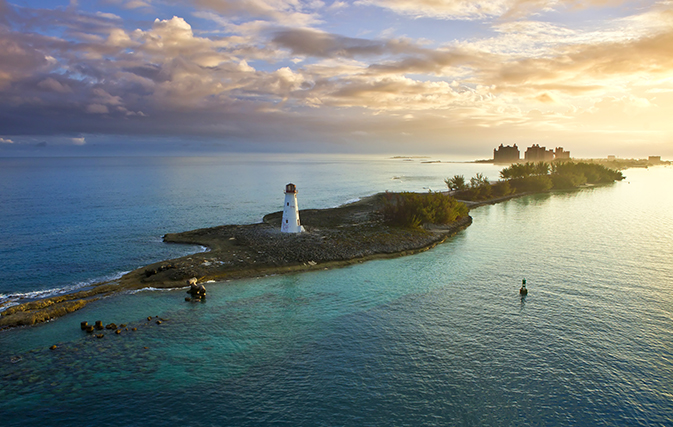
[0,300,20,311]
[333,198,361,208]
[129,286,188,294]
[0,271,130,313]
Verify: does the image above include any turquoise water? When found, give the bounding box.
[0,155,501,300]
[1,157,672,425]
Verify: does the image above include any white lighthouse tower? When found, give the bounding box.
[281,183,304,233]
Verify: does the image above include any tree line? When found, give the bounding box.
[446,161,625,201]
[378,161,625,228]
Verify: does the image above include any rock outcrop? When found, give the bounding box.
[1,194,471,330]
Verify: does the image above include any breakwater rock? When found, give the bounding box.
[1,195,471,330]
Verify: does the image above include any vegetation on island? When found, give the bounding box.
[448,161,625,202]
[2,195,474,330]
[2,159,634,329]
[446,172,513,201]
[379,191,469,229]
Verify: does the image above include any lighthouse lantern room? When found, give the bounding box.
[281,183,304,233]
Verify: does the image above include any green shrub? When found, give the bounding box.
[551,172,586,189]
[444,175,467,191]
[510,175,553,192]
[500,162,546,179]
[492,180,514,197]
[501,160,622,193]
[380,192,468,229]
[553,162,624,184]
[465,183,492,200]
[450,173,496,201]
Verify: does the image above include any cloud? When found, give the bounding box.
[478,26,673,98]
[585,95,654,121]
[0,0,672,155]
[328,1,348,10]
[0,0,14,26]
[72,137,86,145]
[0,137,13,143]
[86,104,110,114]
[272,28,388,57]
[38,77,72,93]
[536,93,555,103]
[124,0,152,9]
[99,0,152,11]
[178,0,322,26]
[355,0,510,20]
[354,0,631,21]
[106,28,134,47]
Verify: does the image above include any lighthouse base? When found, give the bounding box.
[281,225,305,233]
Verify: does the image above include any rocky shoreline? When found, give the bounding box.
[1,194,472,330]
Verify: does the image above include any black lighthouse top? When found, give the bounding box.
[285,183,297,193]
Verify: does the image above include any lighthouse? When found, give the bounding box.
[281,183,304,233]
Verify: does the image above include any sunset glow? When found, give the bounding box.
[1,0,672,156]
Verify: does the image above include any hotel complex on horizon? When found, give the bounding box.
[493,144,570,164]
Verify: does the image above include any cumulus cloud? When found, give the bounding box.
[72,137,86,145]
[0,137,14,143]
[0,0,672,153]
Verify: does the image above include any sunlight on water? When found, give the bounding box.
[0,155,501,296]
[1,158,672,426]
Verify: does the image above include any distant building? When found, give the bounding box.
[607,155,616,161]
[493,144,520,163]
[649,156,661,163]
[524,144,555,162]
[554,147,570,160]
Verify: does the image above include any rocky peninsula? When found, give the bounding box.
[0,194,472,330]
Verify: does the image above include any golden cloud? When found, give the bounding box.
[1,0,672,153]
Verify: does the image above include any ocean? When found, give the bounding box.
[1,155,671,426]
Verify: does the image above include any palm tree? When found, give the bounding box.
[444,175,466,191]
[534,161,550,176]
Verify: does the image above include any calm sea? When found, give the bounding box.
[0,155,671,426]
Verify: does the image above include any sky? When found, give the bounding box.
[0,0,672,157]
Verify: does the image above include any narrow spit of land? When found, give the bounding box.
[0,195,472,330]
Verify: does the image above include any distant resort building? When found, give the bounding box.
[607,155,616,161]
[554,147,570,160]
[493,144,571,163]
[493,144,520,164]
[525,144,555,162]
[649,156,661,164]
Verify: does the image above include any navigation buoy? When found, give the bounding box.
[519,278,528,296]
